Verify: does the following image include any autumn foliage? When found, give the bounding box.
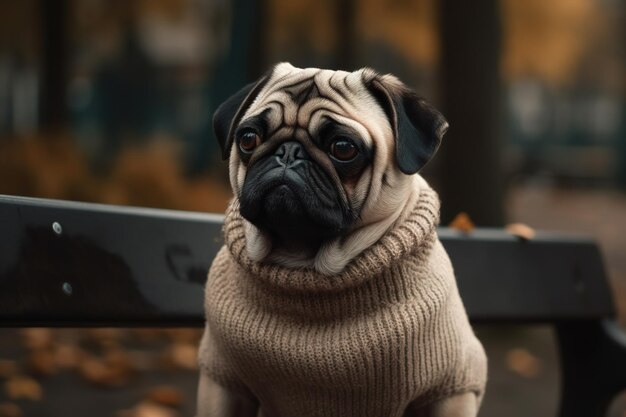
[0,134,232,213]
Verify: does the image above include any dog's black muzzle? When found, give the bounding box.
[239,141,350,246]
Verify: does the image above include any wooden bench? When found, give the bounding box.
[1,194,625,417]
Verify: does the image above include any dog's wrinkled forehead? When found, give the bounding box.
[215,62,447,176]
[240,63,389,146]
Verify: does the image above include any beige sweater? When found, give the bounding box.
[199,186,487,417]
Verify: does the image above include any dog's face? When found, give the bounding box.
[214,63,447,272]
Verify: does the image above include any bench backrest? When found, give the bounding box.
[0,194,614,326]
[0,194,624,417]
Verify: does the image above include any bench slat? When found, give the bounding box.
[0,194,615,326]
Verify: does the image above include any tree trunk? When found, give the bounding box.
[438,0,505,226]
[39,0,68,132]
[334,0,357,71]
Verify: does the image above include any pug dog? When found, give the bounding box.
[197,63,487,417]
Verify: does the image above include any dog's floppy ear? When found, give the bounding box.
[364,72,448,175]
[213,71,272,160]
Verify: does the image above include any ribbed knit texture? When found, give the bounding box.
[199,185,487,417]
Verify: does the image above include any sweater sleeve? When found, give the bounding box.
[409,240,488,408]
[461,335,488,405]
[439,244,488,405]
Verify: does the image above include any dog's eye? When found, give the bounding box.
[330,139,358,161]
[239,130,261,153]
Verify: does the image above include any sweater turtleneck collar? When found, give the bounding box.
[222,185,441,293]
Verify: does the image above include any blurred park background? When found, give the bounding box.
[0,0,624,416]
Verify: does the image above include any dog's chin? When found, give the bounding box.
[240,183,346,256]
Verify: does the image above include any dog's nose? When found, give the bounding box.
[275,141,310,167]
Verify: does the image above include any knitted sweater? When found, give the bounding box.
[199,186,487,417]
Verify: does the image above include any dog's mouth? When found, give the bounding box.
[262,181,307,219]
[239,166,349,247]
[241,168,307,216]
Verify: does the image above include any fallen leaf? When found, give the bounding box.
[505,348,542,378]
[78,350,135,387]
[505,223,536,240]
[117,401,180,417]
[4,376,42,401]
[20,329,53,351]
[161,344,198,371]
[54,344,84,369]
[78,356,109,385]
[146,385,184,408]
[449,212,475,233]
[27,349,57,376]
[0,402,22,417]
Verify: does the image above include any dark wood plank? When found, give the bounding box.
[0,194,615,326]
